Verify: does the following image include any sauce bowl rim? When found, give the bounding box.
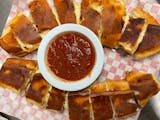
[38,24,104,91]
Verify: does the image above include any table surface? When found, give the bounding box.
[0,0,160,120]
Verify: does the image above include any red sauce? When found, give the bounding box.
[47,32,95,81]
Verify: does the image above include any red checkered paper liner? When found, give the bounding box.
[0,0,160,120]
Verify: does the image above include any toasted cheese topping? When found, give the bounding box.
[80,7,101,35]
[101,0,126,48]
[119,18,146,54]
[81,0,102,12]
[89,0,103,14]
[53,0,76,24]
[126,71,160,106]
[131,8,159,25]
[4,58,37,71]
[26,73,50,105]
[106,80,130,91]
[135,24,160,59]
[47,87,66,111]
[0,58,37,93]
[73,1,81,24]
[111,90,138,118]
[91,93,113,120]
[9,14,41,44]
[0,29,22,55]
[90,82,107,93]
[81,0,89,9]
[28,0,58,31]
[68,91,90,120]
[0,66,30,92]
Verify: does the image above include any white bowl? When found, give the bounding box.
[37,24,104,91]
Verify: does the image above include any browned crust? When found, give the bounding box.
[26,73,50,106]
[111,90,139,118]
[90,82,107,94]
[0,58,37,93]
[135,24,160,59]
[68,91,90,120]
[81,0,89,9]
[131,8,159,25]
[9,14,41,44]
[126,71,160,107]
[53,0,76,24]
[91,93,114,120]
[0,29,24,56]
[28,0,58,32]
[101,0,126,48]
[80,8,100,35]
[106,80,130,91]
[46,87,66,111]
[118,18,145,54]
[4,58,37,71]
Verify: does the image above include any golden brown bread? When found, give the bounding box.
[101,0,126,48]
[2,14,42,55]
[81,0,89,9]
[118,18,147,54]
[90,80,137,119]
[126,71,160,107]
[131,8,159,25]
[90,79,130,93]
[28,0,58,32]
[0,57,159,119]
[106,80,130,91]
[9,14,41,45]
[68,90,90,120]
[0,58,37,93]
[119,8,160,57]
[91,93,114,120]
[135,24,160,59]
[46,87,66,111]
[80,8,101,36]
[0,28,27,56]
[90,82,107,93]
[80,0,101,36]
[26,73,51,106]
[0,14,43,56]
[3,58,37,71]
[111,90,139,118]
[53,0,76,24]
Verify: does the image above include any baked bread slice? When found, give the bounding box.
[53,0,76,24]
[118,18,147,54]
[80,0,101,36]
[68,89,90,120]
[26,73,51,107]
[90,82,107,94]
[106,80,130,91]
[111,90,139,118]
[126,71,160,107]
[46,87,66,112]
[28,0,58,32]
[131,8,159,25]
[135,24,160,59]
[9,14,42,52]
[101,0,126,48]
[0,28,27,56]
[80,8,101,36]
[0,58,37,93]
[91,92,114,120]
[3,58,37,71]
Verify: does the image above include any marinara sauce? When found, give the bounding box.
[47,32,95,81]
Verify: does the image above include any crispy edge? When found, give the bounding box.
[131,8,159,25]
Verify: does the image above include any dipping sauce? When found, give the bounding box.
[47,32,95,81]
